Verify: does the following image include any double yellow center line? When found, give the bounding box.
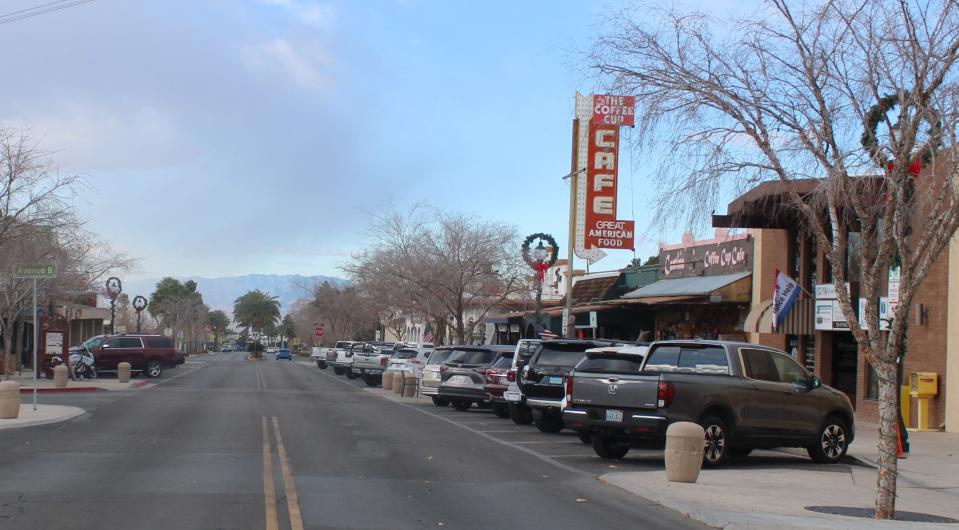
[261,416,303,530]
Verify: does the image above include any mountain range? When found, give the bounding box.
[121,274,350,314]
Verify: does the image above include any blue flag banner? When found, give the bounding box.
[772,269,801,328]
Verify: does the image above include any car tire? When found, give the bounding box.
[577,431,592,444]
[145,359,163,378]
[591,435,630,459]
[452,401,471,412]
[317,361,326,369]
[364,374,381,387]
[534,413,564,434]
[476,401,492,410]
[346,369,358,380]
[729,447,753,458]
[509,403,533,425]
[431,397,449,407]
[492,403,510,418]
[807,416,849,464]
[333,366,344,375]
[701,415,730,467]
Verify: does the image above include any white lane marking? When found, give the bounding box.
[312,368,591,478]
[152,363,209,385]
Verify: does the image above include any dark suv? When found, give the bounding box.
[92,334,179,378]
[437,345,514,411]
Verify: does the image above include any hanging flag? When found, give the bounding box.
[423,326,434,345]
[772,269,801,327]
[532,321,559,340]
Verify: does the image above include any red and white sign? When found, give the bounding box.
[584,116,634,250]
[314,326,325,338]
[592,95,635,127]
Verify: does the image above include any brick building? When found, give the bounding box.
[715,180,959,432]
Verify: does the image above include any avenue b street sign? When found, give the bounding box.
[13,264,56,279]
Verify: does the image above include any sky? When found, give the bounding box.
[0,0,749,281]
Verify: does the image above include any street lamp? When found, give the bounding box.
[132,295,148,333]
[522,233,559,328]
[106,277,122,334]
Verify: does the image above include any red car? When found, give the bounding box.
[91,334,180,378]
[484,354,514,418]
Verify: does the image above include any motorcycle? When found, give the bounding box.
[51,346,97,380]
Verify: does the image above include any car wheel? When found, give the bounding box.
[729,447,753,458]
[452,401,471,412]
[492,403,510,418]
[317,361,326,369]
[534,413,564,434]
[431,397,449,407]
[807,416,849,464]
[346,369,358,380]
[333,366,344,375]
[577,431,592,444]
[701,415,729,467]
[592,435,630,459]
[364,374,381,387]
[145,359,163,378]
[509,403,533,425]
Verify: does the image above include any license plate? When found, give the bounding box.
[449,375,471,385]
[504,391,520,402]
[546,376,563,385]
[605,409,624,422]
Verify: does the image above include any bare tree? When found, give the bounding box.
[344,206,525,345]
[590,0,959,518]
[308,281,378,343]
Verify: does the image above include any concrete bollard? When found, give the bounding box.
[665,422,706,483]
[0,380,21,419]
[402,371,417,398]
[382,370,395,391]
[117,362,131,383]
[393,373,405,395]
[53,365,69,388]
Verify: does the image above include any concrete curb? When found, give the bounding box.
[0,404,86,430]
[16,379,151,393]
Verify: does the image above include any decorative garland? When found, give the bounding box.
[861,91,942,176]
[521,233,559,282]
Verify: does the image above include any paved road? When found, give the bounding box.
[0,352,707,530]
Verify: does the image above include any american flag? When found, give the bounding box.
[423,326,434,345]
[532,322,559,339]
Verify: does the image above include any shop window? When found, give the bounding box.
[866,362,879,400]
[787,335,799,359]
[803,335,815,372]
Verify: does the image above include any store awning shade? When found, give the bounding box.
[622,272,752,302]
[744,300,773,332]
[743,298,814,335]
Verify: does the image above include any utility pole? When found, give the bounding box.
[565,116,579,338]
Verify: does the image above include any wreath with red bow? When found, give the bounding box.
[861,91,942,177]
[522,233,559,282]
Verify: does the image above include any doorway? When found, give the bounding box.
[831,332,859,405]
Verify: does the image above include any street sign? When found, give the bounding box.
[589,311,597,329]
[314,326,325,338]
[13,264,56,279]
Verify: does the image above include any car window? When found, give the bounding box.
[83,336,105,348]
[394,349,418,359]
[335,341,351,349]
[117,337,143,348]
[576,354,645,374]
[145,337,173,348]
[446,349,496,365]
[491,354,513,369]
[426,349,453,365]
[771,353,809,383]
[644,346,729,374]
[741,348,780,382]
[517,341,540,362]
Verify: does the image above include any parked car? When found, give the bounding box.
[563,340,856,466]
[331,341,360,375]
[437,345,514,411]
[90,334,180,378]
[350,342,398,385]
[483,352,515,418]
[266,346,278,354]
[421,346,455,406]
[221,344,234,352]
[275,348,293,361]
[385,347,433,376]
[503,339,541,424]
[311,346,328,368]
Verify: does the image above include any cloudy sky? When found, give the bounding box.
[0,0,745,280]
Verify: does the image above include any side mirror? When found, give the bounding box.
[809,376,821,389]
[101,343,110,349]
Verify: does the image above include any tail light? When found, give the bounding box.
[473,367,487,376]
[566,375,574,401]
[506,369,516,382]
[380,357,388,367]
[657,381,675,408]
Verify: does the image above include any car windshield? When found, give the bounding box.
[576,354,646,374]
[445,349,496,365]
[426,349,454,366]
[532,346,587,368]
[83,336,105,349]
[393,349,419,359]
[491,355,512,369]
[335,342,351,349]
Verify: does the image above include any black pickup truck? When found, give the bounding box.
[563,340,855,466]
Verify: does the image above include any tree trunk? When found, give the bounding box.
[875,357,900,519]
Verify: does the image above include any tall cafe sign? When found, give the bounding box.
[574,93,636,264]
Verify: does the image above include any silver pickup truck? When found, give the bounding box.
[350,342,398,386]
[563,340,855,466]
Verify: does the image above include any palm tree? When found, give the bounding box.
[233,290,280,357]
[208,309,231,351]
[280,314,296,349]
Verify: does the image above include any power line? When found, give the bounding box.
[0,0,95,26]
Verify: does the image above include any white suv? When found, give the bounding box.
[503,339,541,424]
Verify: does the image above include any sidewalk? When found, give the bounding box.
[3,371,152,392]
[602,422,959,529]
[0,404,86,430]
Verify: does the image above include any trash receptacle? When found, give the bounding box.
[402,371,417,397]
[53,365,69,387]
[393,372,405,395]
[118,362,131,383]
[0,380,20,419]
[665,421,705,483]
[382,370,395,391]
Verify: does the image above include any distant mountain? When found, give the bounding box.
[122,274,349,314]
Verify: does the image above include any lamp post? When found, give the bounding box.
[132,295,148,333]
[522,233,559,327]
[106,277,122,334]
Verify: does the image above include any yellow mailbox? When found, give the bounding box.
[910,372,938,398]
[909,372,938,432]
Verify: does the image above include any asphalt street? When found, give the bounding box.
[0,352,708,530]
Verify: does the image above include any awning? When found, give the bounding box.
[622,272,751,303]
[743,298,814,334]
[544,304,615,317]
[743,300,773,332]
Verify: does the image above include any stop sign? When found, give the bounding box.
[314,326,325,338]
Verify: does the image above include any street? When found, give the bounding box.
[0,354,707,530]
